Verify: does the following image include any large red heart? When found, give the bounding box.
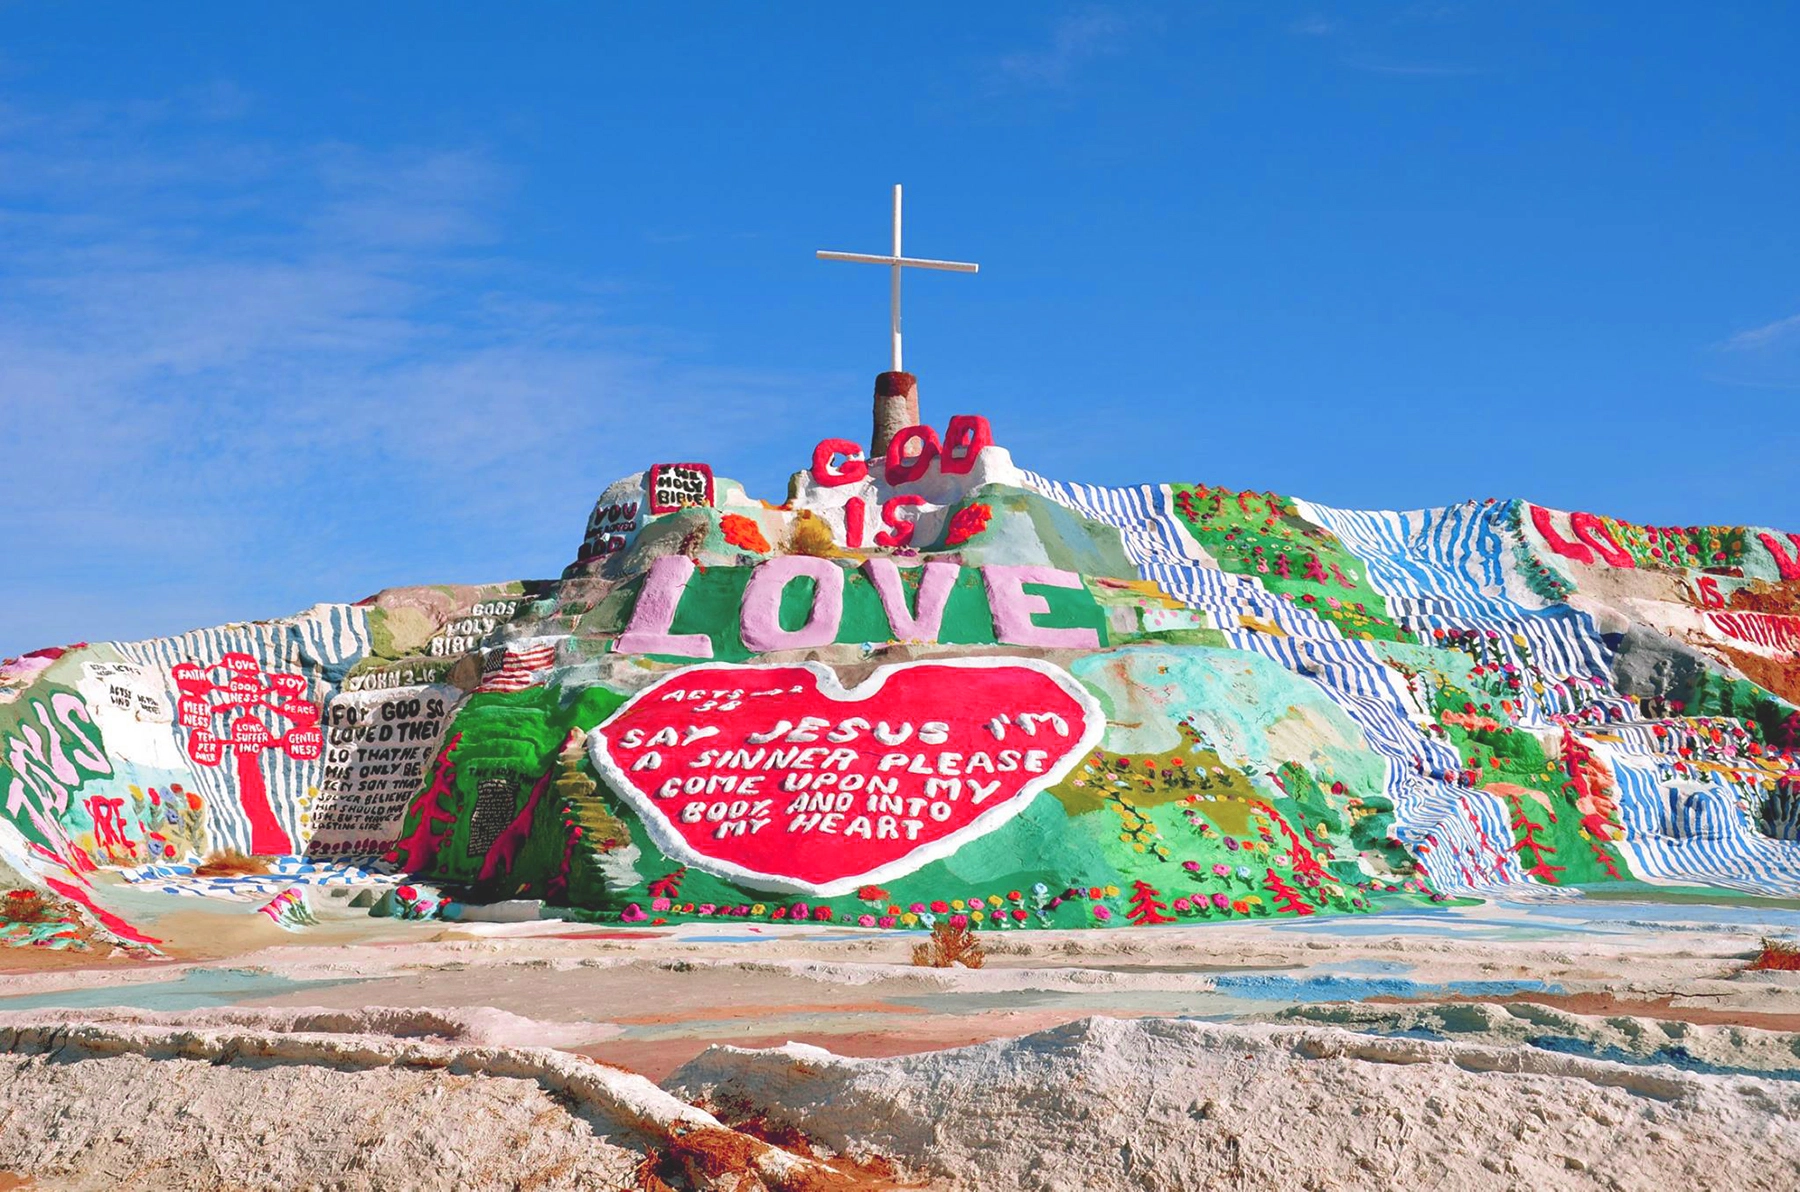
[589,658,1102,896]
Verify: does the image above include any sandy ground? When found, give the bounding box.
[5,890,1800,1189]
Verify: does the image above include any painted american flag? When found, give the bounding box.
[476,641,559,693]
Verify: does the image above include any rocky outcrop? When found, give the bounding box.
[670,1015,1800,1192]
[0,1012,859,1191]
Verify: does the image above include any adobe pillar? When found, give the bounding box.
[872,371,919,459]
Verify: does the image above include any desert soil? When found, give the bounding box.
[4,889,1800,1190]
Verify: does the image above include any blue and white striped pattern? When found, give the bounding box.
[1295,500,1518,622]
[109,605,373,854]
[1013,472,1532,893]
[117,853,403,900]
[1016,471,1344,640]
[1016,471,1207,566]
[1609,754,1800,894]
[1297,497,1800,890]
[1394,779,1528,892]
[1301,500,1614,724]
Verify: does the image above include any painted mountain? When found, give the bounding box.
[7,413,1800,944]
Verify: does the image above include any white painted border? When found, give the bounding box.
[587,656,1105,898]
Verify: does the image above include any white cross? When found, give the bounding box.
[817,184,979,374]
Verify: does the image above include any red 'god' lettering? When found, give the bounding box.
[808,416,996,490]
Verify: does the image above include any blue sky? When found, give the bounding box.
[2,3,1796,658]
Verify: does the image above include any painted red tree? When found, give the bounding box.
[647,867,688,899]
[1263,867,1315,916]
[1504,791,1565,884]
[477,765,553,885]
[171,652,322,856]
[1126,880,1175,926]
[387,733,464,872]
[1256,800,1330,882]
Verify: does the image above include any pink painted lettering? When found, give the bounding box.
[862,559,959,643]
[740,557,846,653]
[984,565,1101,650]
[616,555,714,658]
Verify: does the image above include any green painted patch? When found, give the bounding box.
[1169,483,1412,643]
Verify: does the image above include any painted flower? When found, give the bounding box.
[951,899,965,911]
[1212,863,1230,877]
[1173,897,1192,912]
[1012,909,1028,922]
[930,900,949,913]
[878,916,897,928]
[651,897,671,912]
[949,913,969,929]
[719,513,771,553]
[857,885,889,902]
[944,502,994,547]
[901,913,918,926]
[812,906,833,921]
[620,904,647,923]
[1183,861,1202,873]
[1231,899,1250,914]
[751,903,767,916]
[1092,904,1112,921]
[396,886,418,901]
[970,911,985,923]
[697,903,715,915]
[918,913,936,928]
[1211,893,1230,909]
[1104,885,1119,897]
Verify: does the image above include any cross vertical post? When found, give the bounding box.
[891,184,903,372]
[818,185,978,380]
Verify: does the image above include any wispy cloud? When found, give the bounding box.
[0,89,814,657]
[1724,312,1800,351]
[994,8,1130,89]
[1705,312,1800,392]
[1287,6,1481,77]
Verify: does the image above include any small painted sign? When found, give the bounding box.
[647,462,715,515]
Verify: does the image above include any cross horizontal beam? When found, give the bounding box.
[815,251,979,273]
[816,185,977,373]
